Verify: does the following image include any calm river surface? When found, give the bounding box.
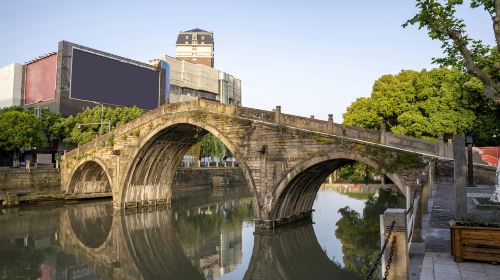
[0,184,403,280]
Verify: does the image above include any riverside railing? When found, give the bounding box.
[368,185,422,280]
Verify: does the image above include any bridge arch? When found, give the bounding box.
[116,117,259,215]
[269,151,406,221]
[68,159,113,195]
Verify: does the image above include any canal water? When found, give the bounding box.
[0,185,403,280]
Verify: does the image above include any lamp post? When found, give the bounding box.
[78,101,111,134]
[466,135,475,187]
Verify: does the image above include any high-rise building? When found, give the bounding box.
[175,28,214,68]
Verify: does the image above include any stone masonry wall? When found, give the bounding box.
[435,161,496,185]
[0,167,60,194]
[173,167,246,191]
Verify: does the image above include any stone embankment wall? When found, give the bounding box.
[0,167,60,194]
[435,161,496,185]
[0,166,245,195]
[173,167,246,191]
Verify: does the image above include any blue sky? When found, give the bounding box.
[0,0,494,121]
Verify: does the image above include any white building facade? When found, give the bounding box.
[0,63,23,108]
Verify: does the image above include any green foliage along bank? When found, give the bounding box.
[0,106,145,162]
[343,68,500,145]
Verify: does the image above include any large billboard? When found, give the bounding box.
[70,48,160,109]
[25,53,57,105]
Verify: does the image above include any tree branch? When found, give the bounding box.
[495,0,500,50]
[446,29,499,103]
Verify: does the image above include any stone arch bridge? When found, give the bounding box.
[61,99,448,227]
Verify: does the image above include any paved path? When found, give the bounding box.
[411,184,500,280]
[420,252,500,280]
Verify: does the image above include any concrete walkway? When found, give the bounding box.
[410,184,500,280]
[420,252,500,280]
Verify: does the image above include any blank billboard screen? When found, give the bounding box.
[71,49,159,109]
[25,54,57,105]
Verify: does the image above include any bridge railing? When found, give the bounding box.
[63,99,457,162]
[237,103,451,158]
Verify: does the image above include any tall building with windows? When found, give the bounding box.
[175,28,214,68]
[153,28,241,106]
[153,55,241,105]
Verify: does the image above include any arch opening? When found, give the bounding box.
[122,122,253,207]
[69,161,112,195]
[271,157,405,221]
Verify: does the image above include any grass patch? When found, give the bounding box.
[312,135,334,145]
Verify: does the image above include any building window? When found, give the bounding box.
[185,41,188,44]
[201,36,205,40]
[185,35,189,39]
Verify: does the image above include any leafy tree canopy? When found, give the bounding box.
[24,107,65,143]
[0,107,46,152]
[404,0,500,103]
[186,133,233,161]
[343,68,500,145]
[57,106,144,144]
[337,162,382,183]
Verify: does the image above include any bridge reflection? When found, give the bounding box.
[58,188,252,279]
[57,191,363,279]
[0,187,384,279]
[244,221,362,280]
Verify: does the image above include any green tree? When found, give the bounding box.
[0,108,46,161]
[24,108,65,143]
[337,162,382,183]
[58,106,144,144]
[343,68,500,145]
[199,134,228,160]
[186,133,233,165]
[403,0,500,103]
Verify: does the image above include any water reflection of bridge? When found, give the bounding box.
[244,220,362,280]
[55,191,362,279]
[57,188,252,280]
[0,186,377,279]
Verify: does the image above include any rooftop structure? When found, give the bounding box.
[176,28,214,68]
